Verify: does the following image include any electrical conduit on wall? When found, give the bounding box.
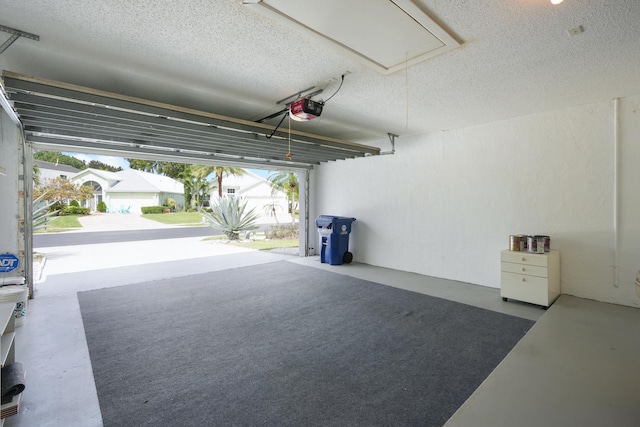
[613,98,620,289]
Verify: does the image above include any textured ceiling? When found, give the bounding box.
[1,0,639,150]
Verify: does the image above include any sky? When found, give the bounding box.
[67,152,272,178]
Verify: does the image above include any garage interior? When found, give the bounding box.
[1,0,640,426]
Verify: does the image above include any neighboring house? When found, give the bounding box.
[34,160,80,183]
[210,170,293,224]
[70,168,184,214]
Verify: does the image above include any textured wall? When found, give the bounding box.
[312,95,640,307]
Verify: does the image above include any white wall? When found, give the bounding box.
[216,171,293,225]
[38,167,71,182]
[240,183,291,225]
[313,95,640,308]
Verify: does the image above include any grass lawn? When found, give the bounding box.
[142,212,204,225]
[229,238,298,251]
[35,215,83,232]
[202,235,298,251]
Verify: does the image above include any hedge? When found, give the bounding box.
[141,206,166,214]
[59,206,91,216]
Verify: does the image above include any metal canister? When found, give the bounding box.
[509,235,522,251]
[517,234,527,251]
[526,235,537,253]
[536,235,550,252]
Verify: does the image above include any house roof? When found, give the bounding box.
[71,168,183,194]
[217,170,286,198]
[71,168,122,182]
[223,169,267,187]
[108,169,183,194]
[34,160,80,174]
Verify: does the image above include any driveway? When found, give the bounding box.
[36,213,244,288]
[34,212,298,293]
[75,211,182,231]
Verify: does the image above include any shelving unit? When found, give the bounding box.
[500,250,560,308]
[0,303,19,425]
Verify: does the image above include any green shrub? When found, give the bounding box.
[32,193,59,231]
[69,200,80,207]
[141,206,166,214]
[200,197,259,240]
[166,197,178,212]
[49,201,65,213]
[96,201,107,213]
[59,206,90,216]
[265,224,299,239]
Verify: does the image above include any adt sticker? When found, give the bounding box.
[0,254,19,273]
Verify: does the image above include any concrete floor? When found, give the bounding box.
[6,238,640,426]
[444,295,640,427]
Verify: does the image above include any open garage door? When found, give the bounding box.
[1,71,380,169]
[1,71,381,294]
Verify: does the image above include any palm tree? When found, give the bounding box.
[263,201,283,224]
[214,166,246,198]
[191,165,246,198]
[267,171,299,225]
[192,178,210,209]
[178,165,195,211]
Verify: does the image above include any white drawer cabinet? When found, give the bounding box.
[500,250,560,308]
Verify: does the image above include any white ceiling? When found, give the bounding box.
[1,0,639,149]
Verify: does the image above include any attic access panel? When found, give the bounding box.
[1,71,380,170]
[244,0,460,74]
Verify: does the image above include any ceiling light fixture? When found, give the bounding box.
[551,0,563,4]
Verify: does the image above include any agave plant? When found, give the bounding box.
[200,196,259,240]
[32,192,60,231]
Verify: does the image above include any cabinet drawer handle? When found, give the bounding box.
[521,277,526,282]
[521,257,526,262]
[521,267,526,272]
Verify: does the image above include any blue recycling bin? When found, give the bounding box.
[316,215,356,265]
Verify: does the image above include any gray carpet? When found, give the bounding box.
[78,261,534,427]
